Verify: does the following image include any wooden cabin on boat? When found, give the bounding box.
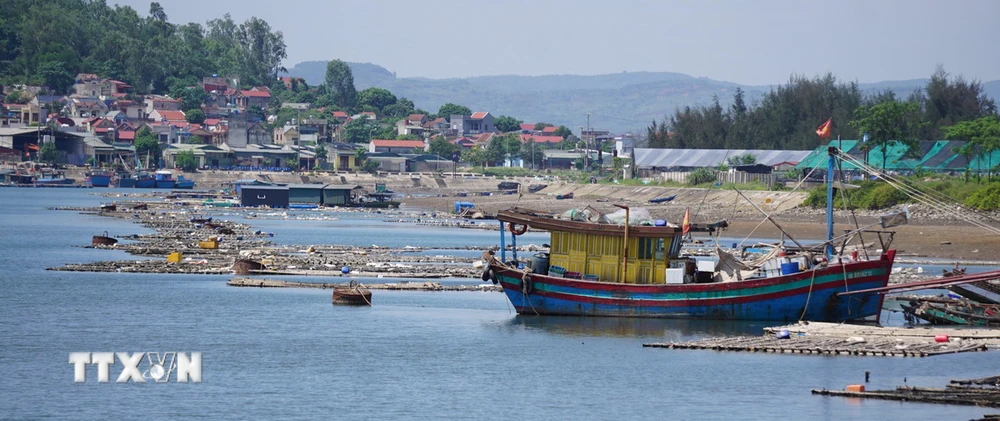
[499,208,689,284]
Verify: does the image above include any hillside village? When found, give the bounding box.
[0,72,660,176]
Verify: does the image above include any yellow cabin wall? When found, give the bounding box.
[548,231,682,284]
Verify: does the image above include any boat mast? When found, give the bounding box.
[826,146,836,257]
[614,204,630,282]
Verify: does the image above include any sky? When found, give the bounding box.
[113,0,1000,85]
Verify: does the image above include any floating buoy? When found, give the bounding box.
[341,266,350,274]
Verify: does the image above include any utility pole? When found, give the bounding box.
[580,126,586,169]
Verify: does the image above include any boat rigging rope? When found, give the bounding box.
[837,153,1000,235]
[798,265,819,321]
[736,164,823,250]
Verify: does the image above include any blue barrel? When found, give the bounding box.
[780,262,799,275]
[529,253,549,274]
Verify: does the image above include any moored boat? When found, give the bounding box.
[483,148,897,322]
[133,172,155,188]
[154,170,176,189]
[85,170,114,187]
[333,282,372,306]
[175,175,195,189]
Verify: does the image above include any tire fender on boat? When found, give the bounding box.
[481,268,493,282]
[509,223,528,236]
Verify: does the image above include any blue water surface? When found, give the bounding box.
[0,188,997,420]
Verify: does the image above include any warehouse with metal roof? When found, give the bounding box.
[632,148,813,175]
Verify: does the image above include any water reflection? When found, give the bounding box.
[502,315,769,340]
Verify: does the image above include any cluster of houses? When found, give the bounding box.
[1,72,622,173]
[2,72,835,182]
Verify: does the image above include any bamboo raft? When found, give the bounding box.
[643,335,988,357]
[813,375,1000,408]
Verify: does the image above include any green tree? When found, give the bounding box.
[357,87,397,113]
[342,118,377,144]
[236,17,287,86]
[40,142,58,163]
[494,115,522,132]
[520,138,544,169]
[484,136,505,166]
[185,109,206,124]
[174,149,198,171]
[37,61,74,94]
[381,103,412,119]
[849,101,922,171]
[915,66,998,139]
[437,103,471,122]
[134,127,160,163]
[428,137,459,158]
[462,146,487,167]
[944,117,1000,183]
[726,153,756,166]
[533,122,553,131]
[178,88,207,111]
[4,90,27,104]
[553,125,573,139]
[325,59,356,111]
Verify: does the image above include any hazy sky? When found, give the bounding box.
[114,0,1000,85]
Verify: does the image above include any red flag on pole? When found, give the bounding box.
[682,208,691,236]
[815,118,832,139]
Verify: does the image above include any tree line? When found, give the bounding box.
[648,67,998,151]
[0,0,287,95]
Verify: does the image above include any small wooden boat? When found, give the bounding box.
[91,231,118,246]
[130,203,148,210]
[333,282,372,306]
[99,203,117,212]
[555,192,574,200]
[231,259,266,275]
[649,195,676,204]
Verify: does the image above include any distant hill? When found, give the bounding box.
[285,61,1000,133]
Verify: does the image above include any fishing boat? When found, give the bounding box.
[116,173,136,188]
[85,170,114,187]
[175,175,195,189]
[483,147,898,322]
[34,171,75,186]
[154,170,176,189]
[133,172,155,188]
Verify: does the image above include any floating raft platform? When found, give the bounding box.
[643,335,987,357]
[644,321,999,357]
[813,375,1000,408]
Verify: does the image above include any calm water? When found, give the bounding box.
[1,188,997,420]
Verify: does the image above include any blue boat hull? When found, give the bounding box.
[489,252,894,322]
[155,180,176,189]
[117,178,136,188]
[135,178,156,188]
[86,175,112,187]
[174,181,195,189]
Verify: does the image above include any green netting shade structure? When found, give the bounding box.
[795,140,990,172]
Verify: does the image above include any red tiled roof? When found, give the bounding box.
[542,126,558,133]
[156,110,186,121]
[371,139,424,148]
[520,134,563,144]
[112,93,128,98]
[361,111,376,117]
[240,90,271,98]
[472,132,495,143]
[95,127,110,133]
[332,111,348,118]
[118,131,135,140]
[519,123,535,131]
[470,112,488,119]
[203,118,221,126]
[407,113,426,121]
